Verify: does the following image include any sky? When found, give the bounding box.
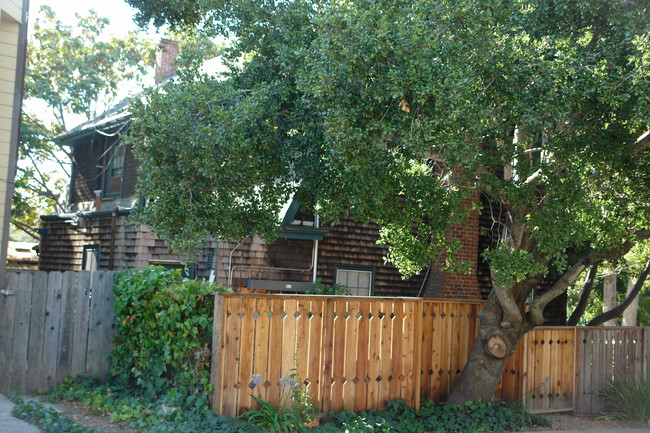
[25,0,167,127]
[28,0,164,39]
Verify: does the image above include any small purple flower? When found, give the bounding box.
[279,376,298,388]
[251,374,262,387]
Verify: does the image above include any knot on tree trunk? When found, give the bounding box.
[485,334,508,359]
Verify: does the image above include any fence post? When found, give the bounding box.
[210,292,225,413]
[413,298,423,410]
[643,326,650,379]
[320,297,335,416]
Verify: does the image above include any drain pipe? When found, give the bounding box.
[312,214,320,282]
[227,236,249,288]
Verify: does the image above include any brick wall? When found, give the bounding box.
[422,194,482,300]
[155,39,179,83]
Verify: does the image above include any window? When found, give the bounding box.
[82,244,100,271]
[105,142,125,195]
[150,261,197,279]
[335,266,374,296]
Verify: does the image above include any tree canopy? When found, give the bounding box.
[127,0,650,401]
[13,6,153,238]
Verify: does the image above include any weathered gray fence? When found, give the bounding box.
[0,270,117,395]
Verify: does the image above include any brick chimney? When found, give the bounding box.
[155,39,180,84]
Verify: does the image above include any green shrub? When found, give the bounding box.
[600,376,650,423]
[110,266,227,409]
[20,390,258,433]
[305,278,351,295]
[315,399,540,433]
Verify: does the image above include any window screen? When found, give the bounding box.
[336,267,374,296]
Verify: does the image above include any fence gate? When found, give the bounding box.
[0,270,117,395]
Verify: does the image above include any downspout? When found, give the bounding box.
[227,236,249,288]
[109,209,117,270]
[312,214,320,282]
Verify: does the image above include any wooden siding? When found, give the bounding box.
[317,218,427,297]
[216,221,429,297]
[216,236,314,289]
[69,135,139,208]
[38,214,218,279]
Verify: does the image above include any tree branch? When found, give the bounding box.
[633,130,650,156]
[587,258,650,326]
[566,264,599,326]
[10,219,40,240]
[534,230,650,312]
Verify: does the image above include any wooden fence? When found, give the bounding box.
[210,293,649,417]
[0,270,117,395]
[2,279,647,415]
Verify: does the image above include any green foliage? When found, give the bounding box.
[482,246,548,291]
[305,278,351,296]
[315,399,544,433]
[241,373,317,433]
[46,378,257,431]
[47,376,165,426]
[9,393,100,433]
[128,0,649,284]
[110,266,226,409]
[600,376,650,423]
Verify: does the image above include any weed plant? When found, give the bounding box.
[600,376,650,423]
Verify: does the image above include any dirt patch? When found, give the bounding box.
[528,412,649,431]
[46,400,140,433]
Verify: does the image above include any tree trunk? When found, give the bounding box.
[622,278,638,326]
[446,294,527,404]
[603,273,618,326]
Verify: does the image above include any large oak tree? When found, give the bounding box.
[126,0,650,403]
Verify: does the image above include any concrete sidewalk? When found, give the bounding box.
[0,393,43,433]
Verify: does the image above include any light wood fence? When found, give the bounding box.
[211,293,649,417]
[0,270,117,395]
[2,281,647,415]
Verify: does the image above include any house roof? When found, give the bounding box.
[55,97,132,147]
[56,57,230,147]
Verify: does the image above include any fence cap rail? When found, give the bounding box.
[215,292,486,304]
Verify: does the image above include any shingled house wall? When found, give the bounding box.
[38,213,217,279]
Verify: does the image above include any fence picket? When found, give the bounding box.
[0,272,19,394]
[27,271,48,393]
[56,271,77,383]
[9,272,33,393]
[42,272,63,391]
[71,271,91,377]
[98,271,117,380]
